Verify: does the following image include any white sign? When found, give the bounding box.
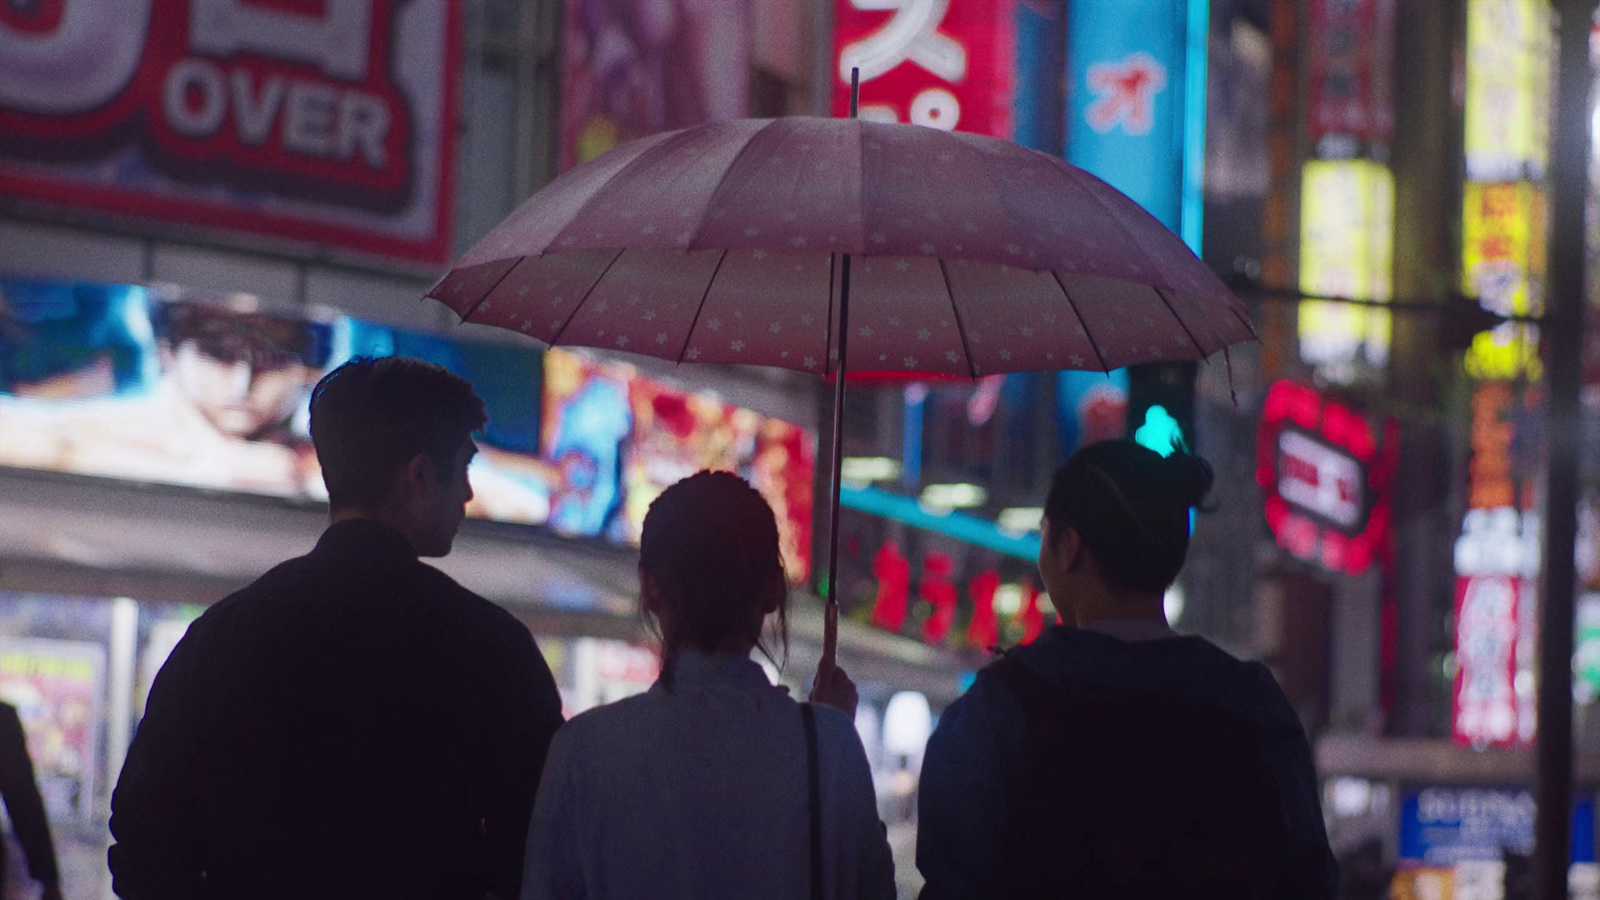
[1277,429,1364,529]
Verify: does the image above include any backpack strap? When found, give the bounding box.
[802,702,823,900]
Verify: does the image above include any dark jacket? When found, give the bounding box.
[108,520,565,900]
[0,701,58,890]
[916,625,1339,899]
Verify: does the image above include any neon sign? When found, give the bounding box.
[1257,380,1398,575]
[832,0,1015,138]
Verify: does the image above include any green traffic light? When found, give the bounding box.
[1134,405,1188,458]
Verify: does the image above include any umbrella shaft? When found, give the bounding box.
[823,254,853,668]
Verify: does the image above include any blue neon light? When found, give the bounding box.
[838,484,1041,561]
[1067,0,1206,248]
[1182,0,1210,253]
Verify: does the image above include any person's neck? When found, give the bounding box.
[1073,583,1167,629]
[330,508,420,555]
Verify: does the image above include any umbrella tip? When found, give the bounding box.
[850,68,859,119]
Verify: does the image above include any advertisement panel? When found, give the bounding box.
[1451,574,1522,746]
[0,1,457,264]
[0,637,104,823]
[1297,160,1394,374]
[2,275,817,572]
[538,348,814,578]
[1453,380,1543,746]
[1461,182,1545,381]
[832,0,1016,138]
[1463,0,1553,182]
[1256,380,1398,577]
[1392,786,1598,900]
[1306,0,1396,155]
[560,0,750,170]
[1066,0,1193,235]
[0,276,551,522]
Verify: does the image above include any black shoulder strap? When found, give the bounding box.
[802,702,823,900]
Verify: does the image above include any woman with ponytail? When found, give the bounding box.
[916,440,1338,899]
[521,471,895,900]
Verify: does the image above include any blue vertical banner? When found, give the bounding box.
[1013,0,1067,154]
[1067,0,1208,250]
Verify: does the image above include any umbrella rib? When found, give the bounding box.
[675,248,731,364]
[935,259,979,380]
[1049,270,1111,373]
[1154,287,1209,359]
[458,258,530,323]
[1044,155,1175,284]
[1231,304,1261,340]
[825,252,837,376]
[546,248,626,347]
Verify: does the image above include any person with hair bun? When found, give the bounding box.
[521,471,895,900]
[917,440,1338,899]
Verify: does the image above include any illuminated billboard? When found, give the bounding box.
[0,276,816,576]
[541,348,815,581]
[1298,160,1394,375]
[0,1,458,264]
[832,0,1016,138]
[1463,0,1553,182]
[1066,0,1203,246]
[1256,380,1398,577]
[1461,182,1544,381]
[559,0,750,170]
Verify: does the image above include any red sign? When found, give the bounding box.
[1453,574,1522,747]
[832,0,1016,139]
[1306,0,1396,151]
[1257,380,1398,575]
[0,1,458,264]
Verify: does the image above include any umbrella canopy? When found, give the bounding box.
[427,115,1258,670]
[428,117,1255,378]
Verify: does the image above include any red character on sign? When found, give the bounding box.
[919,551,958,646]
[1086,52,1168,136]
[870,540,911,633]
[965,568,999,651]
[1016,576,1045,645]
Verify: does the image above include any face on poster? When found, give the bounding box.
[559,0,751,170]
[0,1,458,263]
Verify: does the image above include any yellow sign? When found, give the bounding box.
[1463,0,1553,181]
[1461,182,1544,380]
[1298,160,1394,377]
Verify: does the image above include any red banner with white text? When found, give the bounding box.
[831,0,1016,139]
[0,0,458,265]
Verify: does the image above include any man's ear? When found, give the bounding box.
[394,453,435,501]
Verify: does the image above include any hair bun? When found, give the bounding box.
[1161,452,1214,509]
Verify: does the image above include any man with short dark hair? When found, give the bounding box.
[108,356,565,899]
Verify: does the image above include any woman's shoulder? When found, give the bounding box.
[554,690,661,746]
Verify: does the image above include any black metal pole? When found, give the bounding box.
[1537,1,1592,897]
[821,67,861,668]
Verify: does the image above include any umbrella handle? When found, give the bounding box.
[822,251,852,671]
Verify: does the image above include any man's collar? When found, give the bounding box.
[313,518,419,563]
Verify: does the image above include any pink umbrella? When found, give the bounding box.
[428,114,1255,665]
